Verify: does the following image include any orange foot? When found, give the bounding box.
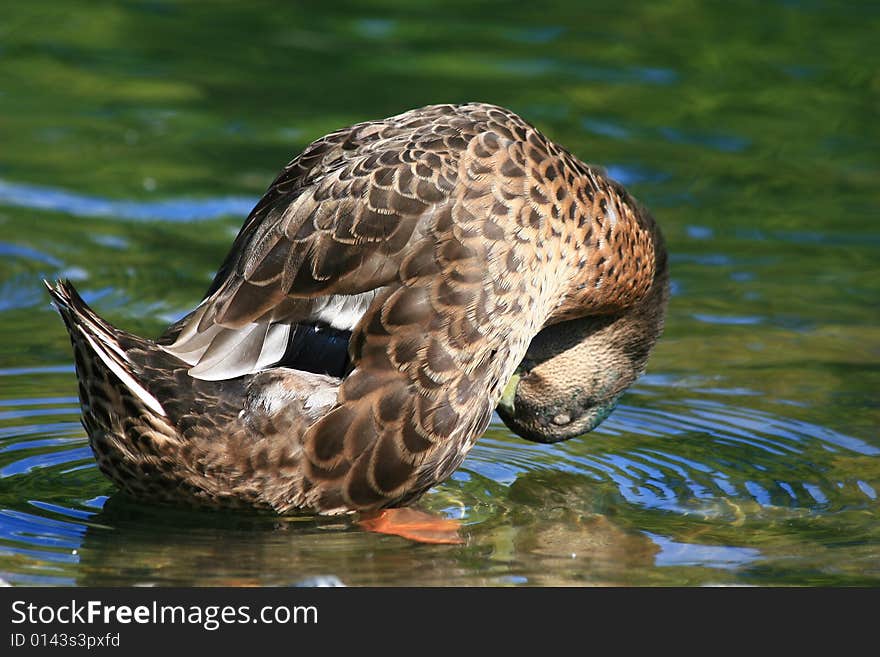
[358,508,464,545]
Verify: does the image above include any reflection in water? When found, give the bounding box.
[1,371,876,585]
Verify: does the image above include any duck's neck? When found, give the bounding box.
[551,170,661,323]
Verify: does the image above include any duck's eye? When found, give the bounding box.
[551,412,571,426]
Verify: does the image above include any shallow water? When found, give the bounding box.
[1,1,878,586]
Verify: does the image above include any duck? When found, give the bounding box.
[47,102,669,523]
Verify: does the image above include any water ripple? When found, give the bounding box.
[466,389,879,518]
[0,383,876,583]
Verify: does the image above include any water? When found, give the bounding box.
[1,1,878,586]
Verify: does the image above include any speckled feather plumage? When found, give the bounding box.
[49,103,665,515]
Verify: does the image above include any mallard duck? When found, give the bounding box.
[48,102,668,519]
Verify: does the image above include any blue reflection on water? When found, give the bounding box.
[0,242,63,266]
[0,178,255,223]
[658,127,750,152]
[0,446,93,477]
[857,481,877,500]
[0,508,84,584]
[500,58,678,85]
[0,508,86,552]
[0,366,74,377]
[645,532,762,570]
[692,313,764,325]
[28,501,95,521]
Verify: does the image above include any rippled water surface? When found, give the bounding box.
[1,1,878,586]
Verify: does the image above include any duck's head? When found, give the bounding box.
[497,253,669,444]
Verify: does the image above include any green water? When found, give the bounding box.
[1,1,878,586]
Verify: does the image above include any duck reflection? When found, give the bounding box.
[74,469,660,587]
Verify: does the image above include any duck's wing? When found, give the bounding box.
[165,103,479,380]
[161,104,537,511]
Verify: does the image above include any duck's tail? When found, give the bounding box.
[45,280,167,418]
